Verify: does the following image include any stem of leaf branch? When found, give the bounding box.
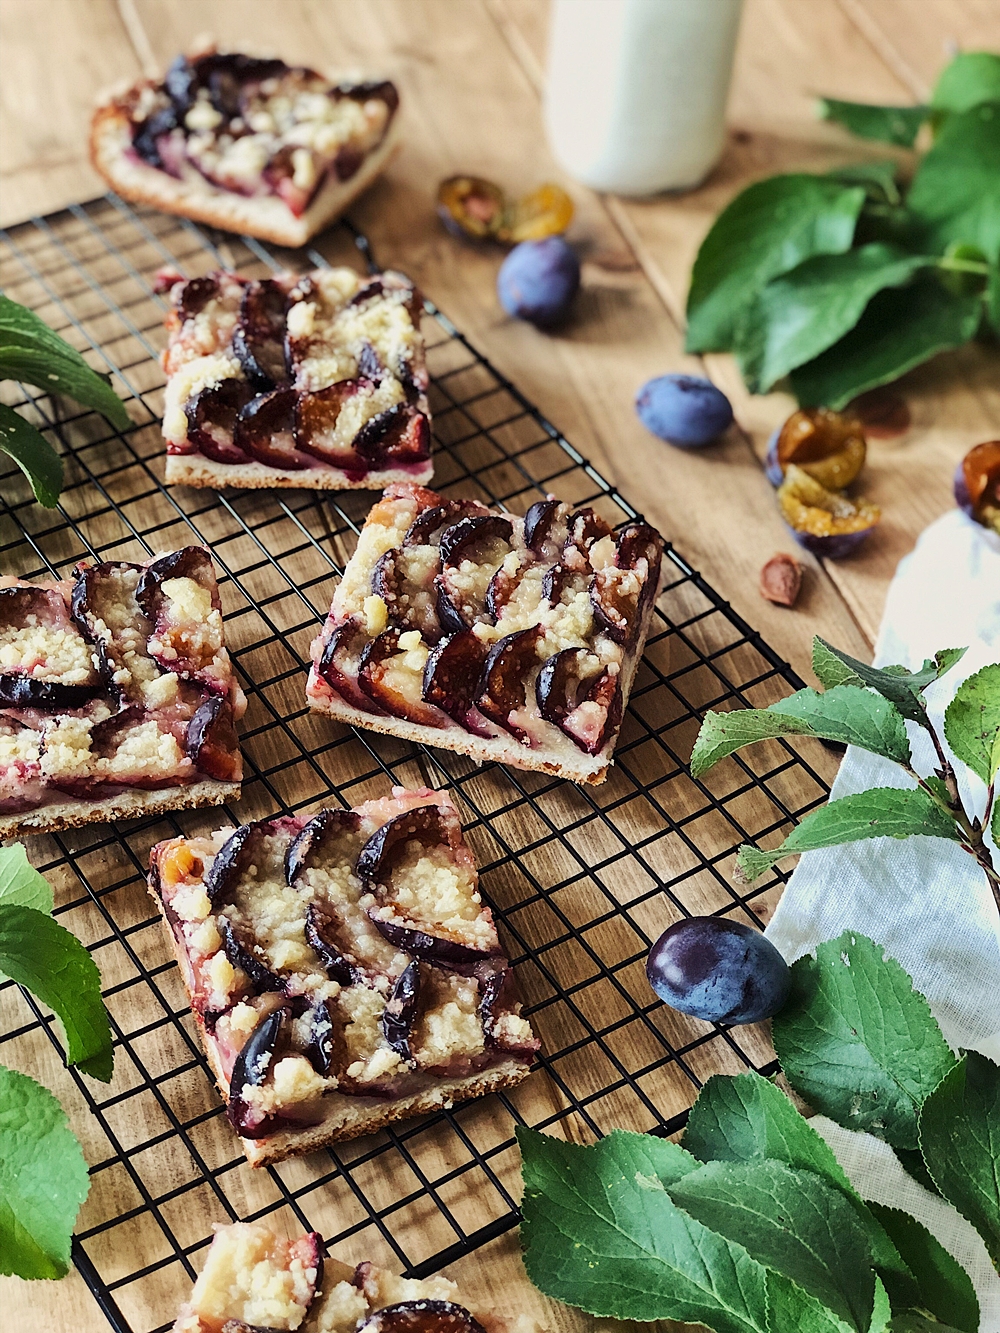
[909,718,1000,913]
[935,257,991,275]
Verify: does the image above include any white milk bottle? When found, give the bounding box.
[544,0,744,195]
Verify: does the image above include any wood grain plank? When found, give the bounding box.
[0,0,142,225]
[841,0,1000,98]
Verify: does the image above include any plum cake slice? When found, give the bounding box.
[90,43,401,248]
[158,266,432,491]
[0,547,244,837]
[306,483,664,784]
[149,787,538,1167]
[172,1220,538,1333]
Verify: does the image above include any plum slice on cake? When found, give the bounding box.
[90,44,402,247]
[157,267,432,491]
[171,1219,536,1332]
[306,484,664,784]
[0,547,244,837]
[149,787,537,1167]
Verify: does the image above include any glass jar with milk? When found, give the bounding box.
[545,0,744,195]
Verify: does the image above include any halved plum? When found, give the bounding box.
[567,507,613,553]
[136,546,218,616]
[358,630,447,726]
[403,498,488,547]
[285,807,363,885]
[356,804,459,883]
[232,279,289,391]
[536,649,621,755]
[380,959,421,1064]
[354,403,430,465]
[304,901,371,988]
[541,563,589,607]
[765,407,866,490]
[357,340,383,382]
[234,386,313,470]
[45,708,184,797]
[357,1300,486,1333]
[299,997,337,1077]
[0,675,99,710]
[475,626,542,742]
[172,274,219,321]
[263,143,322,217]
[473,959,538,1057]
[219,916,286,995]
[227,1007,286,1137]
[295,378,373,466]
[954,440,1000,534]
[316,618,388,715]
[436,515,514,630]
[204,818,280,909]
[591,565,648,645]
[523,497,569,558]
[185,379,256,464]
[371,547,443,642]
[777,464,880,557]
[186,694,241,781]
[421,630,493,736]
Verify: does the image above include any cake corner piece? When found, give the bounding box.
[148,787,538,1166]
[306,481,664,785]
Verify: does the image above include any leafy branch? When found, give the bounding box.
[0,845,114,1280]
[689,637,1000,910]
[0,294,131,508]
[686,50,1000,407]
[520,932,999,1331]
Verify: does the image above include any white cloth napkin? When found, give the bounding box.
[764,507,1000,1325]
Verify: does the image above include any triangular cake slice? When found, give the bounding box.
[149,787,538,1167]
[91,44,401,248]
[157,267,432,491]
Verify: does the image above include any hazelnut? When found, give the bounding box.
[759,553,802,607]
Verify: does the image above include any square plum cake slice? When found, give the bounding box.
[158,266,432,491]
[0,546,244,837]
[149,787,538,1166]
[306,483,664,784]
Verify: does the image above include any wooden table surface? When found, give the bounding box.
[1,1,997,1330]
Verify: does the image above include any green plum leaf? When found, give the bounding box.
[810,639,966,725]
[867,1202,979,1332]
[736,786,960,884]
[0,404,63,508]
[0,1065,90,1279]
[788,275,983,411]
[906,102,1000,262]
[517,1126,775,1328]
[690,684,910,777]
[685,176,866,352]
[668,1158,875,1332]
[0,905,113,1082]
[736,245,935,393]
[0,294,130,430]
[931,52,1000,116]
[817,97,927,147]
[943,663,1000,784]
[772,932,957,1151]
[918,1052,1000,1270]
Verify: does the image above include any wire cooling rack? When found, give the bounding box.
[0,196,832,1333]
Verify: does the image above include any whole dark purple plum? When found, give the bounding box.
[646,916,790,1024]
[497,237,580,326]
[635,375,733,448]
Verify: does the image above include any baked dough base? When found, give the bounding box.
[165,451,434,491]
[0,778,240,839]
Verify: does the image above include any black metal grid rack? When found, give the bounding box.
[0,197,831,1333]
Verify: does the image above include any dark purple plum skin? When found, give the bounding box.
[219,916,286,994]
[285,808,362,884]
[421,630,492,735]
[357,1300,486,1332]
[497,237,580,327]
[0,675,99,709]
[646,917,790,1025]
[380,960,420,1062]
[785,524,874,559]
[635,375,733,449]
[227,1007,285,1135]
[356,805,450,885]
